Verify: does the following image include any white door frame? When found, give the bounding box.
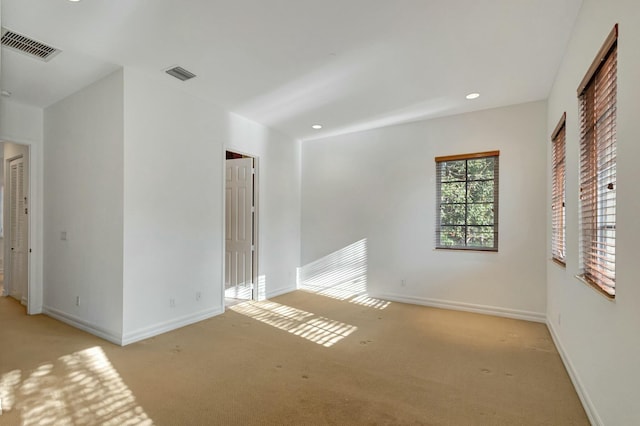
[0,138,41,315]
[222,148,259,306]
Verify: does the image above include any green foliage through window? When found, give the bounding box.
[436,153,499,251]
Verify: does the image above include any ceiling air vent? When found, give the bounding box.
[165,66,196,81]
[1,27,61,62]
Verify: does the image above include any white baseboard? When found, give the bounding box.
[547,320,601,426]
[121,305,224,346]
[43,305,123,345]
[266,286,295,299]
[373,292,546,323]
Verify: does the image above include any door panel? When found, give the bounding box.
[225,157,253,300]
[9,157,28,302]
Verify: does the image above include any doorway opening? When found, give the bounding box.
[1,142,30,312]
[224,150,258,307]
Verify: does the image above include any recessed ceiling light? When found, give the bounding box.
[1,90,11,97]
[312,124,323,130]
[68,0,82,2]
[466,92,480,100]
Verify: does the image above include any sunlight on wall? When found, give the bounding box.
[223,275,267,301]
[298,239,367,297]
[224,283,253,300]
[302,96,455,142]
[231,301,357,348]
[257,275,266,301]
[298,239,390,309]
[235,44,384,127]
[0,347,152,425]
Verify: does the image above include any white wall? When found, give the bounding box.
[1,100,43,144]
[301,101,547,320]
[35,65,300,345]
[121,69,224,342]
[35,66,301,345]
[121,68,300,343]
[546,1,640,424]
[43,70,125,343]
[0,99,44,314]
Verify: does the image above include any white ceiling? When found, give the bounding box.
[1,0,583,141]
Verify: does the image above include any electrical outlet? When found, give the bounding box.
[170,298,176,308]
[401,279,406,287]
[61,231,67,241]
[75,296,80,306]
[196,291,201,301]
[558,313,561,326]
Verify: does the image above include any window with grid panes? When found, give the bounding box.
[578,24,617,298]
[435,151,499,251]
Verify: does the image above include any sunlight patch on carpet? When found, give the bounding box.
[297,239,390,309]
[349,294,390,309]
[231,301,357,347]
[0,346,152,425]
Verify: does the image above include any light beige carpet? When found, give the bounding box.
[0,291,588,425]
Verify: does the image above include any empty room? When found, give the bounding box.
[0,0,638,424]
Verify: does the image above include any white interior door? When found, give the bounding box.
[9,156,28,303]
[225,157,254,299]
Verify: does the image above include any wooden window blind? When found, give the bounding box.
[551,113,566,265]
[578,24,617,298]
[435,151,499,251]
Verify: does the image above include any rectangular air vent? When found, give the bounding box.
[1,27,61,62]
[165,66,196,81]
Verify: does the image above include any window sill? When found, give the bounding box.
[550,258,566,268]
[574,274,615,301]
[434,247,498,253]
